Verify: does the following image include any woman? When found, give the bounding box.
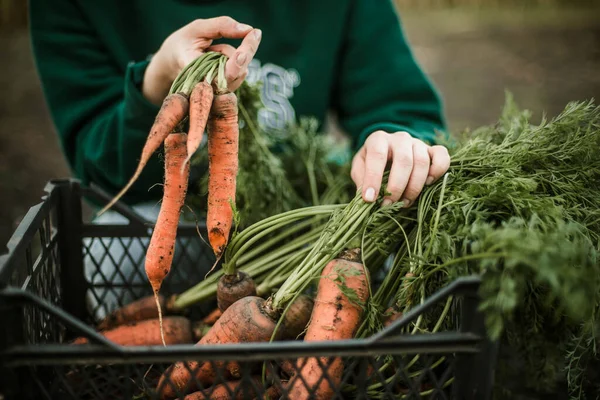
[29,0,451,319]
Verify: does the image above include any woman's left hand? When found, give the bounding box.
[351,131,451,207]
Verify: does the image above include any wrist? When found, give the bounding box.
[142,50,175,106]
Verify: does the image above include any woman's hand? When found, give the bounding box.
[143,16,262,105]
[351,131,451,207]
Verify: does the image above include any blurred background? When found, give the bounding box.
[1,0,599,246]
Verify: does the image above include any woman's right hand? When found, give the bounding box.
[142,16,262,106]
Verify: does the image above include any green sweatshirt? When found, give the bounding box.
[29,0,446,206]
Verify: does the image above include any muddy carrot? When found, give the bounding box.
[157,296,281,399]
[287,248,370,400]
[280,294,314,340]
[216,271,257,312]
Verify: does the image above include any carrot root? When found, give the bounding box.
[97,93,189,217]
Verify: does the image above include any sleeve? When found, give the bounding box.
[331,0,448,152]
[29,0,164,207]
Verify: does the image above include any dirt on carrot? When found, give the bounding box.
[280,294,314,340]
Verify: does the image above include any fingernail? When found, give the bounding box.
[365,188,376,202]
[382,199,392,207]
[236,52,248,67]
[254,29,262,40]
[426,176,434,185]
[402,199,412,208]
[237,23,252,31]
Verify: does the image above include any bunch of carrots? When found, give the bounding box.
[72,54,418,399]
[96,52,258,345]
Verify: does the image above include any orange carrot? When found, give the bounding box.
[157,296,280,399]
[281,294,314,340]
[72,317,195,347]
[182,81,214,173]
[201,307,223,325]
[287,248,370,400]
[97,93,189,216]
[96,294,179,331]
[216,271,257,312]
[206,91,239,259]
[145,132,190,345]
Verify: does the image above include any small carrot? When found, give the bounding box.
[97,93,189,216]
[145,132,190,345]
[287,248,370,400]
[72,317,195,347]
[206,91,239,259]
[201,307,223,325]
[96,294,178,331]
[216,271,257,312]
[182,81,214,173]
[157,296,280,399]
[280,294,314,340]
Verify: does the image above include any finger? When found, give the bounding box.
[225,29,262,85]
[399,141,431,208]
[427,145,451,185]
[382,132,414,205]
[361,131,390,203]
[188,16,253,40]
[350,147,367,189]
[207,44,236,58]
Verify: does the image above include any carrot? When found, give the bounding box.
[217,271,257,312]
[280,294,314,340]
[260,385,283,400]
[157,296,280,399]
[182,377,263,400]
[145,132,190,345]
[72,317,196,346]
[96,294,179,331]
[182,81,214,173]
[287,248,369,400]
[202,307,223,325]
[206,91,239,259]
[97,93,189,216]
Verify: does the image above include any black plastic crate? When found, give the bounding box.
[0,179,498,400]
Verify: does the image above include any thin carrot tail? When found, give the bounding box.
[154,291,166,347]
